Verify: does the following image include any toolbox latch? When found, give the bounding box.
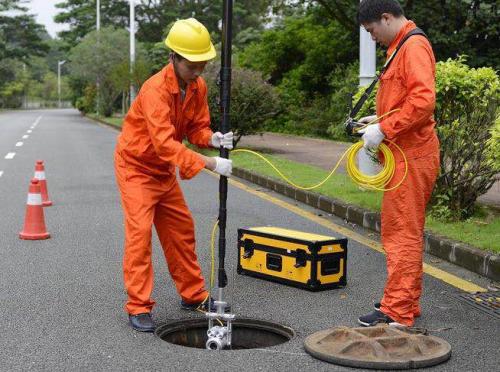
[243,239,254,259]
[294,249,307,268]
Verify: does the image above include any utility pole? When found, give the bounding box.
[359,0,376,87]
[58,60,66,108]
[129,0,136,104]
[96,0,101,115]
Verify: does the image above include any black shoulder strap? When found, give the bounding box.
[349,28,427,118]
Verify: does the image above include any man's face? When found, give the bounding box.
[362,14,394,47]
[173,56,207,86]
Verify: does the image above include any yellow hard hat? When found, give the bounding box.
[165,18,216,62]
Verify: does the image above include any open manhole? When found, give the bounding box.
[155,318,294,350]
[304,325,451,369]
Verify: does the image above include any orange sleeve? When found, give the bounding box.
[140,87,205,180]
[186,79,213,148]
[380,38,436,140]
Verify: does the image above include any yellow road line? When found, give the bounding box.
[222,175,486,293]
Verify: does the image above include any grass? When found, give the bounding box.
[87,113,124,128]
[96,114,499,254]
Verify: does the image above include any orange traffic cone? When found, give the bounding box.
[19,178,50,240]
[34,160,52,206]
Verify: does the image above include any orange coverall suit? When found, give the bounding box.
[114,63,213,315]
[377,21,440,326]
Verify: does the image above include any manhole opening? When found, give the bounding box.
[155,317,295,350]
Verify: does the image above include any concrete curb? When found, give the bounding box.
[233,167,499,282]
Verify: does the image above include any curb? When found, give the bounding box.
[233,167,499,282]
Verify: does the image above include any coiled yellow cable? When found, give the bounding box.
[231,108,407,192]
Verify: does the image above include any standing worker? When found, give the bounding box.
[114,18,234,332]
[356,0,440,327]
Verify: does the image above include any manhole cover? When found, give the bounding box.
[155,317,294,350]
[458,291,500,319]
[304,325,451,369]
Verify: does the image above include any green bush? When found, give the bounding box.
[351,57,500,220]
[204,64,280,147]
[433,57,499,219]
[75,84,96,114]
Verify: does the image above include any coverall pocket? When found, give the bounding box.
[379,69,406,104]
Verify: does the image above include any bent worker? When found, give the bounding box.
[114,18,233,332]
[356,0,440,327]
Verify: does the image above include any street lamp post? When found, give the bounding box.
[58,60,66,108]
[129,0,136,103]
[359,0,376,87]
[96,0,100,115]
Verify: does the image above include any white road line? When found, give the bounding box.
[15,142,23,147]
[32,116,42,127]
[22,135,29,139]
[0,171,3,178]
[5,152,15,159]
[27,130,32,133]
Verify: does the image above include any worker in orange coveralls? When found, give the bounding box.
[115,18,233,332]
[356,0,440,327]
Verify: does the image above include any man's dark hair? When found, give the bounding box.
[358,0,404,24]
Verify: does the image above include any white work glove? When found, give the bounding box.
[211,131,234,150]
[358,115,377,124]
[358,123,385,150]
[213,156,232,177]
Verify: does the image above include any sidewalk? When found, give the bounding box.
[239,132,500,208]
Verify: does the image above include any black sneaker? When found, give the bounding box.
[180,297,231,312]
[358,310,403,327]
[128,313,155,332]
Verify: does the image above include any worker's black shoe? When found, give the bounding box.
[358,310,403,327]
[181,297,231,312]
[129,313,155,332]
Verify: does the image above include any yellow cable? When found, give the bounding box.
[231,109,407,192]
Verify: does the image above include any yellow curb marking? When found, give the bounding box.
[212,172,486,294]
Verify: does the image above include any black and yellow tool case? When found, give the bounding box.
[237,227,347,291]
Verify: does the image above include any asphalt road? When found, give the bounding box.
[0,109,498,371]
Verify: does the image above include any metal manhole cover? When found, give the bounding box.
[458,291,500,319]
[304,325,451,369]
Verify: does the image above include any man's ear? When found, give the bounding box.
[381,13,392,25]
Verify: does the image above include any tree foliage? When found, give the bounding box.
[69,26,150,116]
[55,0,271,46]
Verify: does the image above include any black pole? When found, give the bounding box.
[218,0,233,289]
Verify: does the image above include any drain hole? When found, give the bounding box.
[155,318,294,350]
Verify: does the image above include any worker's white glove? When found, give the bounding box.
[211,131,234,150]
[213,156,232,177]
[358,115,377,124]
[358,123,385,150]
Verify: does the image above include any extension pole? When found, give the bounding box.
[217,0,233,290]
